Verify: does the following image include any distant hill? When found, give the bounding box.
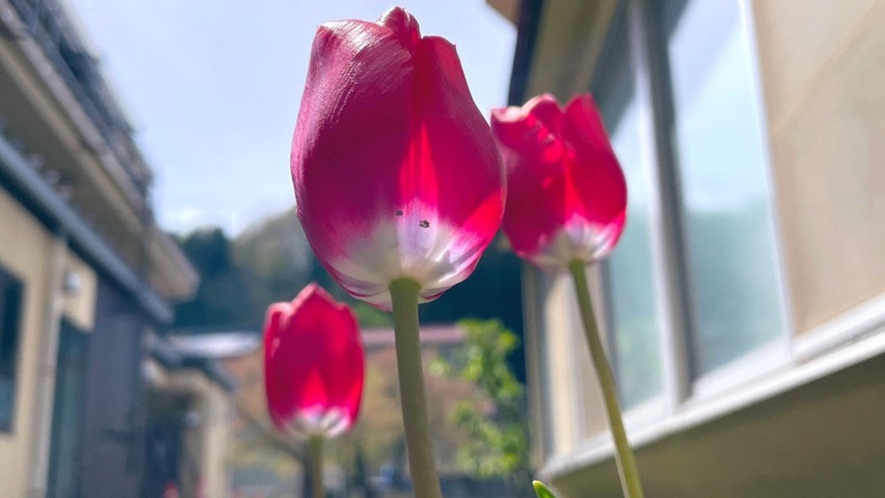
[232,208,314,310]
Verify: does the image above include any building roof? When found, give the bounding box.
[165,331,262,359]
[147,332,259,392]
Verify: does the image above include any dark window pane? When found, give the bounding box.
[47,321,89,498]
[0,267,25,433]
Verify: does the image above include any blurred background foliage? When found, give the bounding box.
[432,319,532,496]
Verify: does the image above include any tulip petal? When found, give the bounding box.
[492,99,570,264]
[395,35,504,299]
[562,95,627,225]
[292,17,413,250]
[378,6,420,49]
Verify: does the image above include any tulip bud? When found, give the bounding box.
[491,94,627,270]
[264,284,365,438]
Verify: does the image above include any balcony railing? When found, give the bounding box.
[8,0,152,197]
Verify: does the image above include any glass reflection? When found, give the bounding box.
[665,0,786,375]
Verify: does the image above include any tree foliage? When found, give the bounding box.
[432,319,531,492]
[173,227,254,328]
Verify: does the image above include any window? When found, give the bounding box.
[582,0,788,415]
[662,0,787,376]
[0,266,25,432]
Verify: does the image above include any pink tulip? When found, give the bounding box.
[264,284,365,438]
[290,7,505,309]
[491,94,627,269]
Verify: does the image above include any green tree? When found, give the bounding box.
[174,227,253,328]
[432,319,532,496]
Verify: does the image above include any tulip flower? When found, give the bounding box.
[491,93,627,270]
[493,94,644,498]
[290,8,504,498]
[264,283,364,436]
[290,6,505,311]
[264,284,364,498]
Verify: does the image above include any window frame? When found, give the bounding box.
[593,1,669,421]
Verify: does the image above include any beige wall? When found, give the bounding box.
[577,266,612,440]
[200,384,231,498]
[752,0,885,333]
[0,186,51,498]
[541,273,582,456]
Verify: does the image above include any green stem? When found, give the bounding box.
[309,435,324,498]
[389,278,443,498]
[568,260,645,498]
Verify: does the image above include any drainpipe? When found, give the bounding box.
[28,229,68,498]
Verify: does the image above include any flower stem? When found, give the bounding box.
[389,278,443,498]
[309,435,324,498]
[568,260,645,498]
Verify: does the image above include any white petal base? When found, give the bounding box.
[286,406,352,439]
[530,217,621,271]
[328,202,485,309]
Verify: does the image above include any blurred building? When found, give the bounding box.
[493,0,885,496]
[0,0,238,496]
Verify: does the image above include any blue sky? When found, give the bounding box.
[64,0,516,235]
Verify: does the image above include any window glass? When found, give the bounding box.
[0,267,25,432]
[665,0,786,374]
[594,13,663,410]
